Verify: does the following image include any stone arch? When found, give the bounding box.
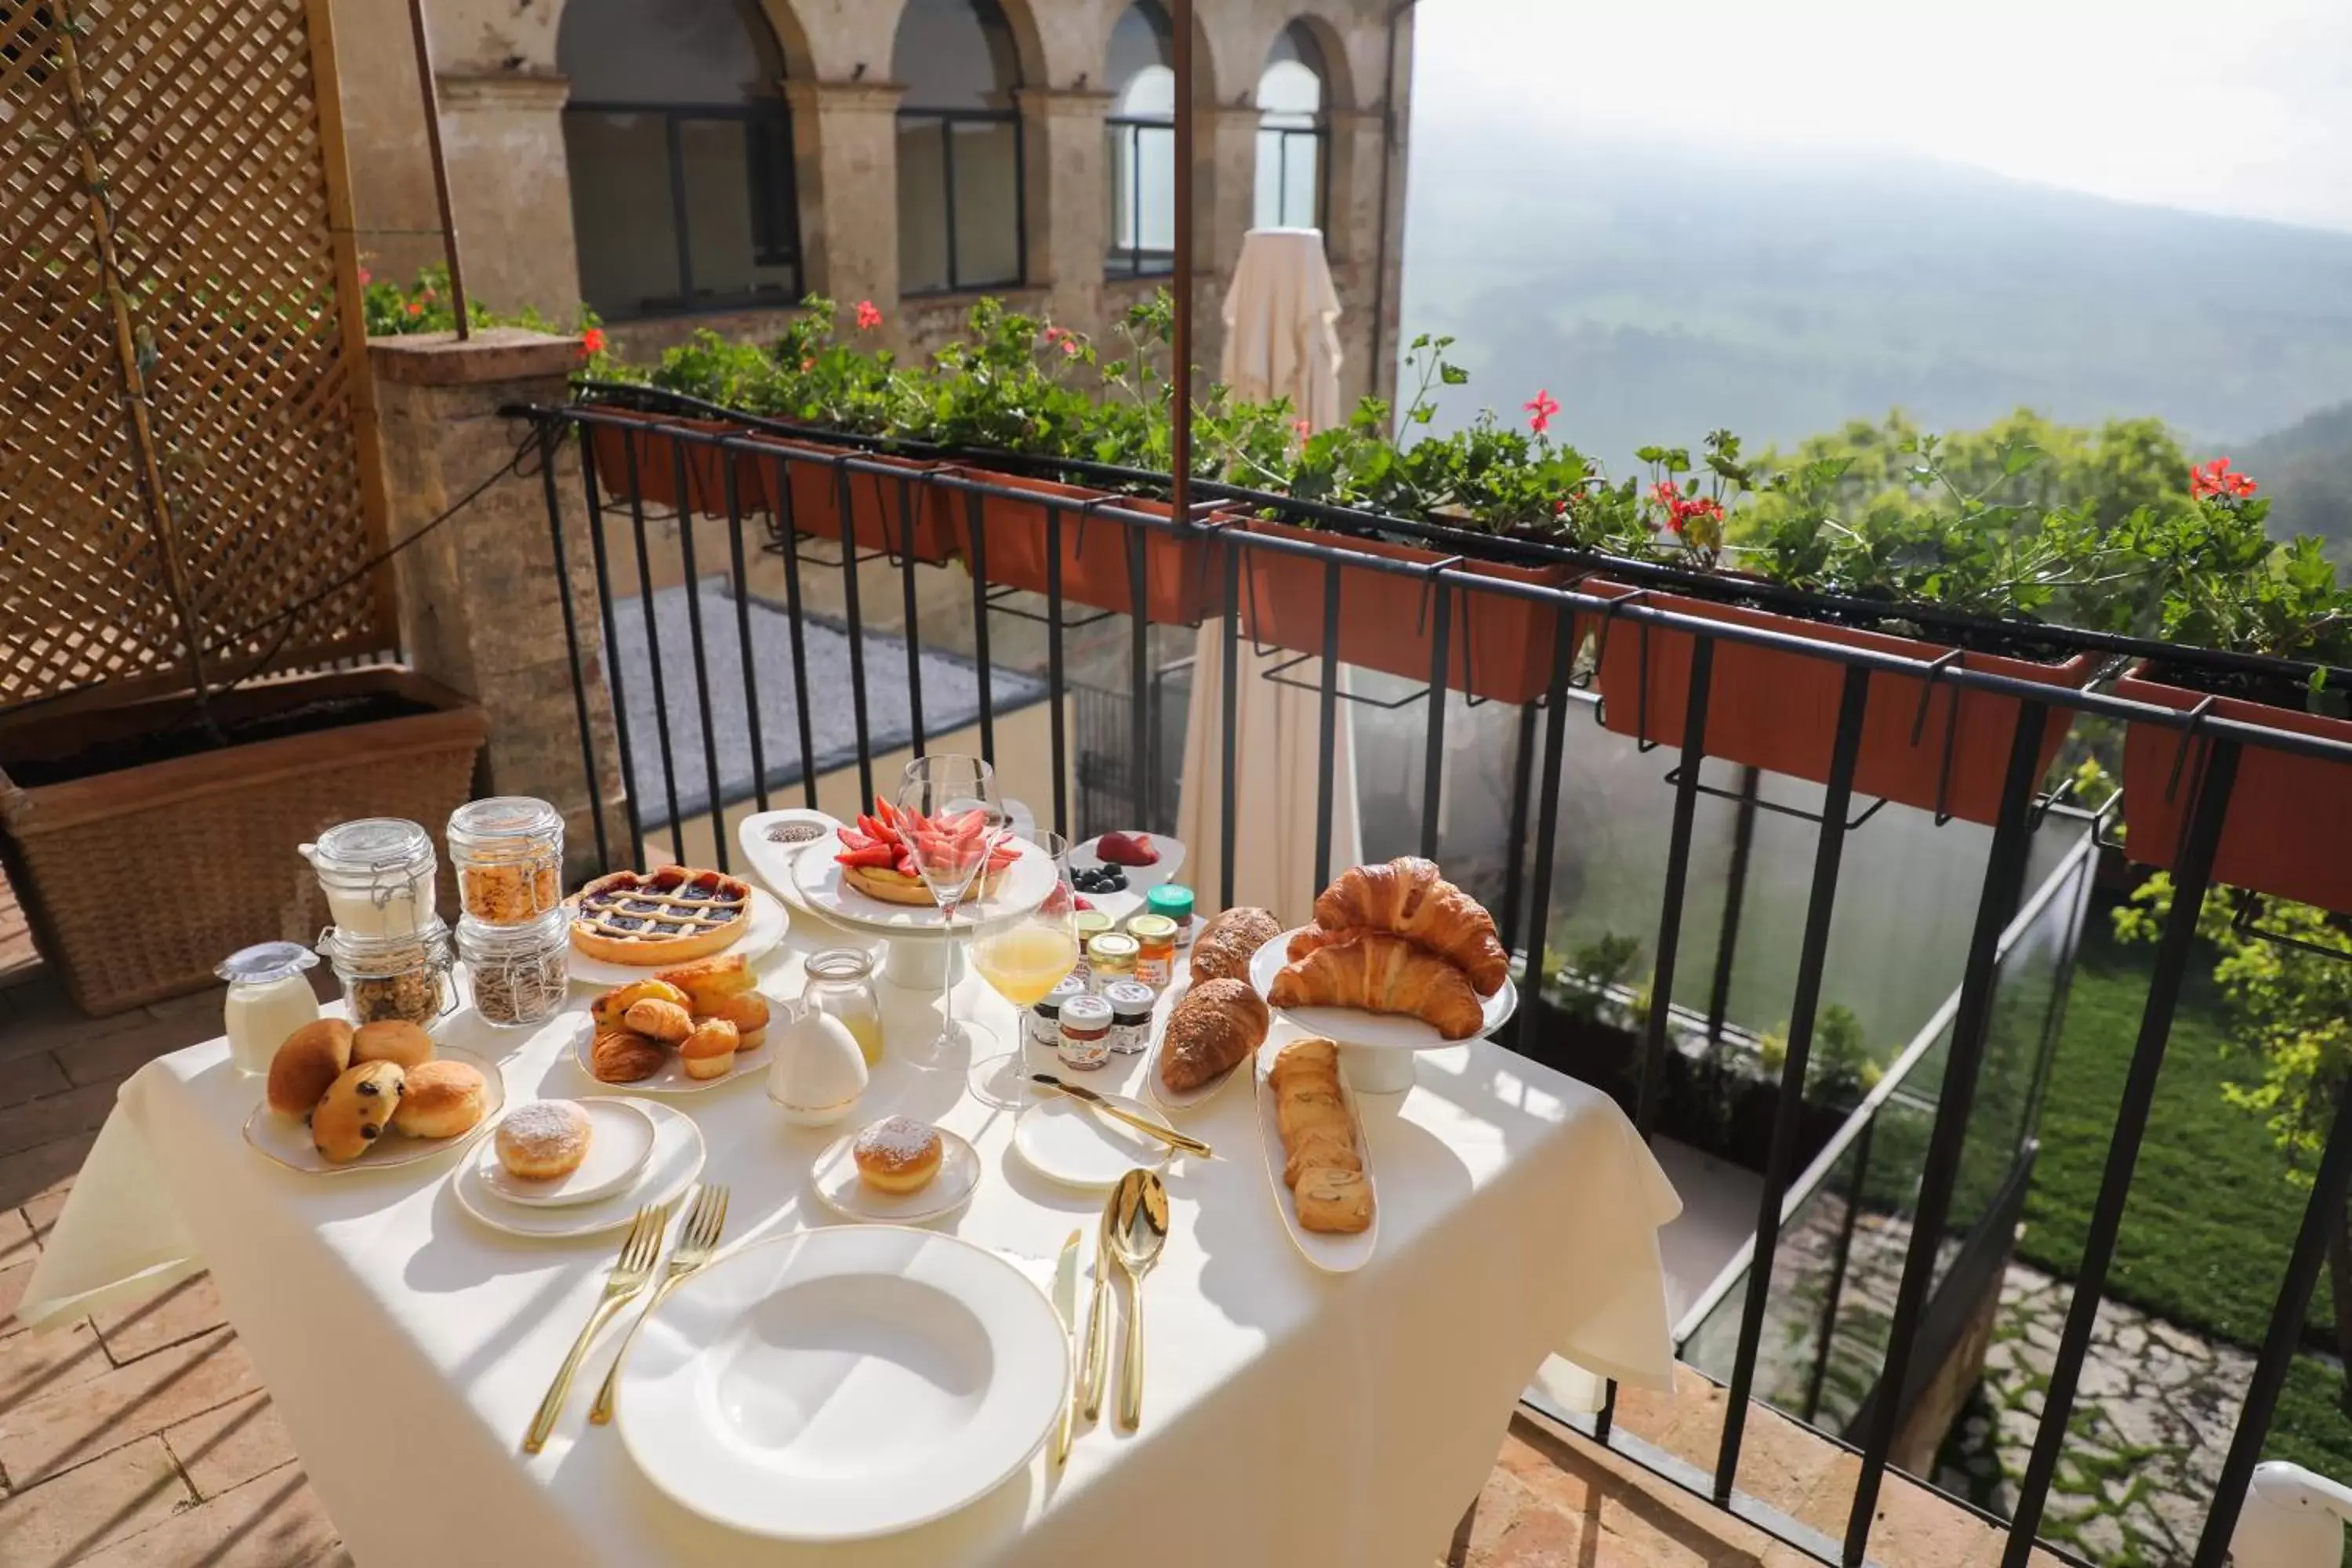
[1254,11,1352,111]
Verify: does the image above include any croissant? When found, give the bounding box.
[1192,907,1283,985]
[1312,858,1509,997]
[1269,932,1486,1040]
[1158,978,1270,1091]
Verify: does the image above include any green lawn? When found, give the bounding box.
[2020,906,2352,1476]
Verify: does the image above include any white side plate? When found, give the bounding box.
[242,1044,506,1175]
[1248,927,1517,1050]
[478,1098,658,1207]
[452,1099,705,1240]
[615,1227,1068,1541]
[808,1126,982,1225]
[565,887,789,988]
[1012,1092,1174,1188]
[1254,1037,1378,1273]
[1068,832,1186,924]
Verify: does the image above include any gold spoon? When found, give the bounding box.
[1106,1168,1171,1432]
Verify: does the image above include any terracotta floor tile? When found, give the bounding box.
[0,1323,114,1414]
[0,1083,122,1164]
[0,1054,69,1112]
[0,1138,96,1221]
[0,1327,260,1489]
[91,1276,225,1367]
[162,1392,297,1501]
[18,1169,77,1239]
[0,1206,34,1269]
[0,1436,194,1568]
[68,1461,342,1568]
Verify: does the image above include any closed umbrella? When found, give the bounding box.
[1174,228,1361,926]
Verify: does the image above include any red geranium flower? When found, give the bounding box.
[579,326,606,358]
[2190,456,2257,500]
[1524,389,1559,435]
[855,299,883,331]
[356,267,372,287]
[800,355,816,372]
[405,299,423,317]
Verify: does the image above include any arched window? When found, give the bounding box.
[1254,22,1327,231]
[559,0,800,321]
[895,0,1025,295]
[1104,2,1174,278]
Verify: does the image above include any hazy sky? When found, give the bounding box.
[1413,0,2352,234]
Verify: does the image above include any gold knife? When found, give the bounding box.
[1030,1073,1213,1158]
[1050,1229,1082,1467]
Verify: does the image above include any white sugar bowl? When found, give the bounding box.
[766,1002,869,1126]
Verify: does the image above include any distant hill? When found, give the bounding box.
[1396,127,2352,487]
[2241,401,2352,562]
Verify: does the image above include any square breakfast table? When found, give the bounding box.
[22,909,1682,1567]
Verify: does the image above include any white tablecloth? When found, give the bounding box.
[23,930,1680,1567]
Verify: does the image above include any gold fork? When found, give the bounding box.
[588,1183,730,1425]
[524,1203,667,1453]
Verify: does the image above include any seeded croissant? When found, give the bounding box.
[1269,931,1486,1040]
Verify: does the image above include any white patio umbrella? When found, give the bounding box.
[1174,227,1362,926]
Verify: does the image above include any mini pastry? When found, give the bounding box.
[655,953,755,1012]
[678,1017,739,1080]
[1293,1167,1374,1234]
[702,989,770,1049]
[591,978,691,1030]
[1157,978,1269,1092]
[590,1028,666,1084]
[622,996,694,1044]
[313,1061,405,1163]
[267,1019,354,1118]
[852,1115,943,1195]
[350,1019,434,1069]
[389,1059,487,1139]
[1189,906,1282,985]
[496,1100,593,1181]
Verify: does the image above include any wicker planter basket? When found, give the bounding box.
[0,669,487,1016]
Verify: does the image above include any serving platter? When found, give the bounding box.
[1247,927,1515,1067]
[241,1044,506,1176]
[1252,1037,1378,1274]
[566,1012,770,1096]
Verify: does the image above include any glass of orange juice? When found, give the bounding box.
[967,831,1080,1108]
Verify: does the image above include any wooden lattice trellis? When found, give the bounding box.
[0,0,392,712]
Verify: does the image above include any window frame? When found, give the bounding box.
[895,106,1029,296]
[1255,117,1330,237]
[564,97,804,321]
[1104,113,1176,280]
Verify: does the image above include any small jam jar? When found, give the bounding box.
[1086,931,1138,992]
[1071,910,1113,986]
[301,818,437,939]
[1146,884,1196,946]
[1127,915,1178,991]
[1102,979,1156,1055]
[1058,993,1113,1072]
[446,797,564,926]
[1030,975,1087,1051]
[803,947,885,1065]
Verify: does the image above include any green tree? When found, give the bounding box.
[2115,877,2352,1408]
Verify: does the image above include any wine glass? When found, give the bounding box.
[967,831,1080,1108]
[895,754,1004,1065]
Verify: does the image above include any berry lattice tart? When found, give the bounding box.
[571,865,753,965]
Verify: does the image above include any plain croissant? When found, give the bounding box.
[1311,857,1509,997]
[1269,932,1486,1040]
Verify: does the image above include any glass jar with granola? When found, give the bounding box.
[322,922,456,1028]
[445,797,564,926]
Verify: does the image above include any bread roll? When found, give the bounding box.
[1156,978,1269,1092]
[350,1019,434,1069]
[267,1019,354,1118]
[389,1059,486,1138]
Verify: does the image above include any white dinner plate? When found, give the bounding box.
[477,1098,658,1207]
[808,1125,982,1225]
[615,1226,1069,1541]
[565,1011,769,1095]
[1247,927,1518,1050]
[1142,977,1244,1115]
[565,887,789,988]
[1068,832,1186,924]
[1012,1091,1174,1188]
[790,833,1056,936]
[241,1044,506,1175]
[735,808,844,902]
[452,1099,705,1240]
[1253,1038,1378,1273]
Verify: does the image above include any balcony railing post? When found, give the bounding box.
[2002,735,2244,1564]
[1516,605,1578,1005]
[967,487,996,767]
[770,452,819,808]
[676,445,729,872]
[723,451,771,818]
[1312,557,1344,894]
[1499,702,1537,944]
[834,461,874,807]
[1716,662,1871,1501]
[1842,699,2050,1563]
[1128,520,1151,830]
[541,419,610,875]
[579,423,646,869]
[1707,765,1760,1044]
[1639,633,1714,1140]
[1047,499,1070,837]
[638,437,686,861]
[897,474,927,758]
[1419,578,1452,860]
[1219,538,1241,910]
[1803,1117,1875,1428]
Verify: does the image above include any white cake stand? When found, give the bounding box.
[784,832,1058,992]
[1247,928,1518,1093]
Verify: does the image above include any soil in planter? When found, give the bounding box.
[6,693,439,788]
[2139,659,2343,715]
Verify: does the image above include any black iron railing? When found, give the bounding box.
[517,399,2352,1568]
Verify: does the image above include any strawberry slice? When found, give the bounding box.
[837,841,895,868]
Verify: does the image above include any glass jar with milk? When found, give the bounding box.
[300,818,437,938]
[216,942,321,1075]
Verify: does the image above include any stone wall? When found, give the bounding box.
[330,0,1411,405]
